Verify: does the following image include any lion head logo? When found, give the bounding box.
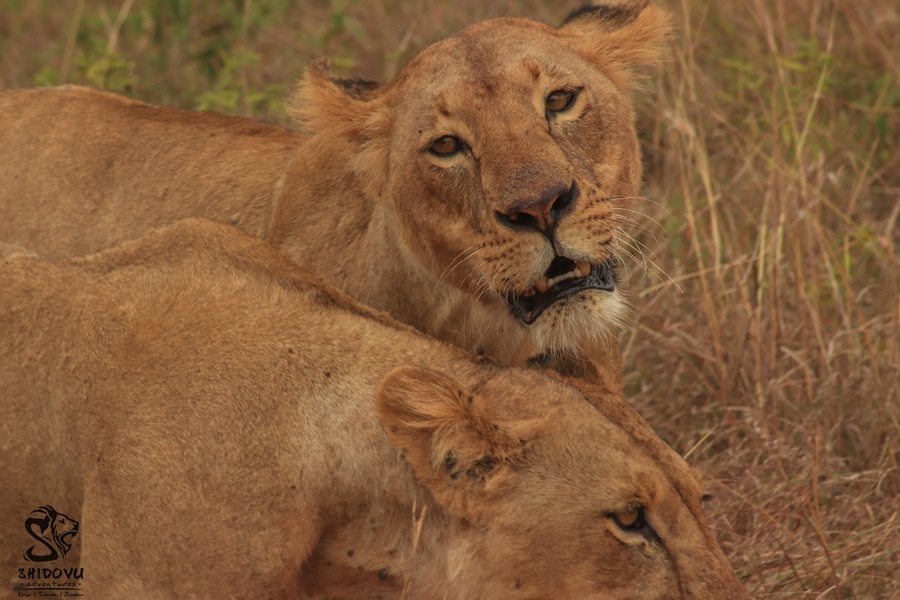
[23,506,79,562]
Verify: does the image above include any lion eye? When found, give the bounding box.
[611,506,646,531]
[545,89,576,114]
[429,136,462,157]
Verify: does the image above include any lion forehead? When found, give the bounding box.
[392,19,587,95]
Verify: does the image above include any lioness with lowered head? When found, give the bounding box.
[0,219,747,599]
[0,2,672,388]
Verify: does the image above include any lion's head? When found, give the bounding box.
[291,2,670,359]
[378,366,747,598]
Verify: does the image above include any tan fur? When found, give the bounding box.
[0,219,746,599]
[0,3,672,389]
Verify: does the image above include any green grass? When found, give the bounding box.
[2,0,897,597]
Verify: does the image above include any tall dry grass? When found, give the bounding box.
[629,2,899,597]
[637,1,898,597]
[1,0,897,597]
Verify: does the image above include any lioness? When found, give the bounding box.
[0,219,746,599]
[0,2,672,388]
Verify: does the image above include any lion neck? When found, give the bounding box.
[294,353,490,597]
[357,206,536,364]
[299,482,452,597]
[271,136,537,366]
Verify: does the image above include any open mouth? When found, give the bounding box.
[509,256,616,325]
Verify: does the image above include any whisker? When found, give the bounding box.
[431,244,486,298]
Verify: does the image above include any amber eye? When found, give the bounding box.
[430,136,462,156]
[611,506,645,530]
[546,89,576,114]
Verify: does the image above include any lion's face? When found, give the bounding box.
[386,20,641,352]
[378,367,747,599]
[447,375,742,599]
[295,3,671,358]
[446,417,714,597]
[53,514,78,541]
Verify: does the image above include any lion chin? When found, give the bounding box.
[530,285,627,357]
[503,253,624,350]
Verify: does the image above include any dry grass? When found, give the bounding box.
[629,2,900,597]
[1,0,897,597]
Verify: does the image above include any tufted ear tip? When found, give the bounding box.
[286,59,387,134]
[561,1,650,29]
[306,57,332,78]
[559,2,673,91]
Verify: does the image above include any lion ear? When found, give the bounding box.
[559,1,672,91]
[288,60,392,200]
[377,367,526,518]
[288,59,388,133]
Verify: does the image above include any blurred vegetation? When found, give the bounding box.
[1,0,898,597]
[0,0,566,114]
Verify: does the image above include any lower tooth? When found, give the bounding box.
[577,261,591,276]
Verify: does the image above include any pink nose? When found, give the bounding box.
[499,182,576,234]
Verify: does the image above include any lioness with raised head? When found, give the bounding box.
[0,219,746,599]
[0,1,671,388]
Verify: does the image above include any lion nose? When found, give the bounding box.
[497,182,577,235]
